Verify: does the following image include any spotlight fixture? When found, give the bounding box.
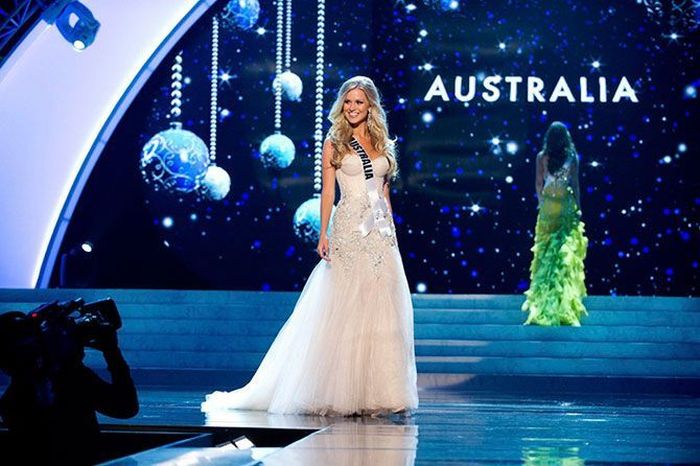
[43,1,100,50]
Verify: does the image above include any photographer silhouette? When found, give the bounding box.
[0,299,139,465]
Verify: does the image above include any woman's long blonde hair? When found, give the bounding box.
[327,76,398,179]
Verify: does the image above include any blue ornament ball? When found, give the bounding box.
[221,0,260,31]
[140,123,210,193]
[260,134,295,169]
[293,196,334,244]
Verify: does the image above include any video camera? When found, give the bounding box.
[28,297,122,350]
[0,297,122,378]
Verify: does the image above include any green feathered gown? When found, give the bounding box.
[522,173,588,326]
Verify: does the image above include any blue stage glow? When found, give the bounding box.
[36,0,697,296]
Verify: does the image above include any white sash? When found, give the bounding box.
[349,137,393,238]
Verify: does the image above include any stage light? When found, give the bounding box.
[43,1,100,51]
[59,243,95,287]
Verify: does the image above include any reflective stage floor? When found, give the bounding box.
[97,384,700,465]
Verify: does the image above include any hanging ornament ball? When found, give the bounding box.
[140,123,210,193]
[423,0,460,12]
[274,71,303,101]
[259,134,295,169]
[221,0,260,31]
[293,197,334,244]
[201,165,231,201]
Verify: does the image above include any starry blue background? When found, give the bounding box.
[50,0,699,296]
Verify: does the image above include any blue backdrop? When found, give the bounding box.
[50,0,699,296]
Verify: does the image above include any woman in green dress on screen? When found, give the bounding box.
[522,121,588,326]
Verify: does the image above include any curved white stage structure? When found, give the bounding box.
[0,0,215,287]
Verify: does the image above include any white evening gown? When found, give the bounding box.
[201,153,418,416]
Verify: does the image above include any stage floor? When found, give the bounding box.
[96,385,700,465]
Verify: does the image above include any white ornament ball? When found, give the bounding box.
[273,71,303,101]
[260,134,295,169]
[293,196,334,244]
[201,165,231,200]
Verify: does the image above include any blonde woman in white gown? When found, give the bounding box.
[201,76,418,416]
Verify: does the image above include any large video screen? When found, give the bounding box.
[50,0,699,295]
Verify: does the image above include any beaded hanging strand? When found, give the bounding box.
[290,0,330,243]
[197,15,231,201]
[170,51,184,125]
[312,0,325,193]
[259,0,295,170]
[209,16,219,164]
[273,0,284,134]
[284,0,292,72]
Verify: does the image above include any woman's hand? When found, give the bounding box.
[317,235,330,261]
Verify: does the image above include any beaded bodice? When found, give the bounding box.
[543,158,573,200]
[329,153,398,274]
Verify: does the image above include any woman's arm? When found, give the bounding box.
[535,152,545,203]
[383,177,393,215]
[571,155,581,210]
[317,139,336,261]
